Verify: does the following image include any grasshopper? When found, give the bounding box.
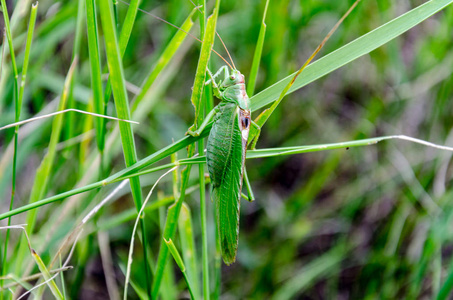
[194,67,253,265]
[124,0,361,265]
[187,65,255,265]
[185,0,361,265]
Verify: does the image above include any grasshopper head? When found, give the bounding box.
[220,69,245,88]
[220,69,250,110]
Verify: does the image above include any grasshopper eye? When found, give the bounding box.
[230,75,236,81]
[241,116,250,129]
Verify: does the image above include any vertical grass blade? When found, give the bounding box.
[194,2,220,300]
[152,146,194,298]
[189,1,219,129]
[178,203,200,299]
[196,2,212,299]
[3,0,37,283]
[85,0,105,152]
[117,0,140,57]
[101,0,140,152]
[65,0,85,147]
[246,0,269,97]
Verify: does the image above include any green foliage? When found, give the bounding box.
[1,0,453,299]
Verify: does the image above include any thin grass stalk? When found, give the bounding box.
[213,203,221,300]
[1,0,20,284]
[197,0,211,298]
[3,4,37,294]
[58,256,67,299]
[98,0,152,297]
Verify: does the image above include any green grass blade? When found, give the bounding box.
[272,244,347,300]
[101,0,139,151]
[193,2,220,299]
[4,131,452,222]
[25,58,77,234]
[65,0,84,146]
[98,0,151,297]
[117,0,140,57]
[0,0,18,81]
[250,0,453,112]
[3,0,37,283]
[190,1,219,129]
[99,0,139,172]
[437,265,453,300]
[18,2,38,110]
[178,203,200,299]
[85,0,105,152]
[31,250,64,300]
[164,238,196,300]
[246,0,269,97]
[131,6,196,111]
[151,147,194,298]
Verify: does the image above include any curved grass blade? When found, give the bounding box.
[4,132,453,222]
[248,0,361,146]
[249,0,453,112]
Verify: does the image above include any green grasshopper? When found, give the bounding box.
[187,0,361,264]
[126,0,361,265]
[205,67,252,265]
[188,66,255,265]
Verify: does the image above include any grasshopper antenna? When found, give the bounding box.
[216,32,236,70]
[118,0,234,70]
[188,0,237,70]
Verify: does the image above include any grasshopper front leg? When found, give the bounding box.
[186,106,219,137]
[206,66,230,99]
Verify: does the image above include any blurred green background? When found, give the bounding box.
[1,0,453,299]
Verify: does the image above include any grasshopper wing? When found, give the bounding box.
[207,102,247,265]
